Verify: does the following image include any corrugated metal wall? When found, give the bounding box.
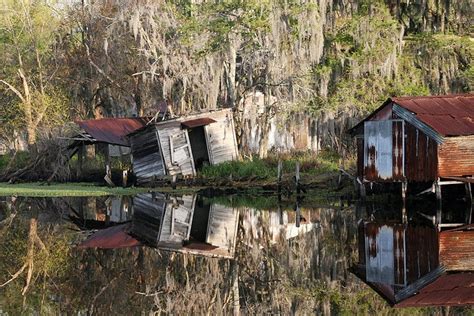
[438,135,474,177]
[440,230,474,271]
[404,123,438,182]
[364,120,393,180]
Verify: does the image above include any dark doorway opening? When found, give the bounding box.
[187,126,210,169]
[190,198,211,242]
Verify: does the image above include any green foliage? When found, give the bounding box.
[176,0,270,55]
[0,151,31,172]
[200,150,340,180]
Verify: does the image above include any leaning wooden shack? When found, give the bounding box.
[129,108,239,185]
[349,94,474,199]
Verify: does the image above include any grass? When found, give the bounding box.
[199,150,341,181]
[0,182,199,197]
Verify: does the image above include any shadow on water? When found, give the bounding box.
[0,191,472,314]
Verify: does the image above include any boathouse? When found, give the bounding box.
[349,94,474,196]
[128,108,239,185]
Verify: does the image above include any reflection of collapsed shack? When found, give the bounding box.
[74,194,239,259]
[353,220,474,307]
[130,194,239,258]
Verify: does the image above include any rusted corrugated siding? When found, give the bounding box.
[439,230,474,271]
[405,225,439,283]
[438,135,474,177]
[404,123,438,182]
[392,121,404,180]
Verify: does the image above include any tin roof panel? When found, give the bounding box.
[76,118,148,146]
[395,273,474,307]
[393,94,474,136]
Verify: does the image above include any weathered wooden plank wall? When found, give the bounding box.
[156,122,195,177]
[206,204,238,255]
[205,110,238,164]
[130,126,166,185]
[130,193,166,245]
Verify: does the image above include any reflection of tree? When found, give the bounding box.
[0,200,472,314]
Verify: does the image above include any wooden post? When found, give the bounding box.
[172,174,177,190]
[104,145,114,187]
[76,142,84,180]
[295,162,300,196]
[277,159,282,193]
[122,170,128,188]
[295,200,301,228]
[277,159,283,224]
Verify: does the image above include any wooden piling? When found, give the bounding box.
[76,142,84,180]
[295,162,300,196]
[104,145,114,187]
[122,170,128,188]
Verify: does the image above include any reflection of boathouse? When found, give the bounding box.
[353,220,474,307]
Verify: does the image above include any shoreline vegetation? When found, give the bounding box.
[0,151,354,197]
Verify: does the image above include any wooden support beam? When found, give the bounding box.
[76,142,84,179]
[104,145,115,187]
[295,162,300,196]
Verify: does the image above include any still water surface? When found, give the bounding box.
[0,193,472,314]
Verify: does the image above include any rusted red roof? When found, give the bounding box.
[392,94,474,136]
[181,117,216,129]
[75,118,148,146]
[395,273,474,307]
[77,224,141,249]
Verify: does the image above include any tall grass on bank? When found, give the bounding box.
[199,150,341,181]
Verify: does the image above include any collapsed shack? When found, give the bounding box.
[349,94,474,203]
[128,108,239,186]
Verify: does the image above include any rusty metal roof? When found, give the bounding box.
[77,224,141,249]
[181,117,216,129]
[75,118,148,146]
[395,273,474,307]
[392,94,474,136]
[349,94,474,137]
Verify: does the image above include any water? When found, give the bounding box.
[0,193,472,314]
